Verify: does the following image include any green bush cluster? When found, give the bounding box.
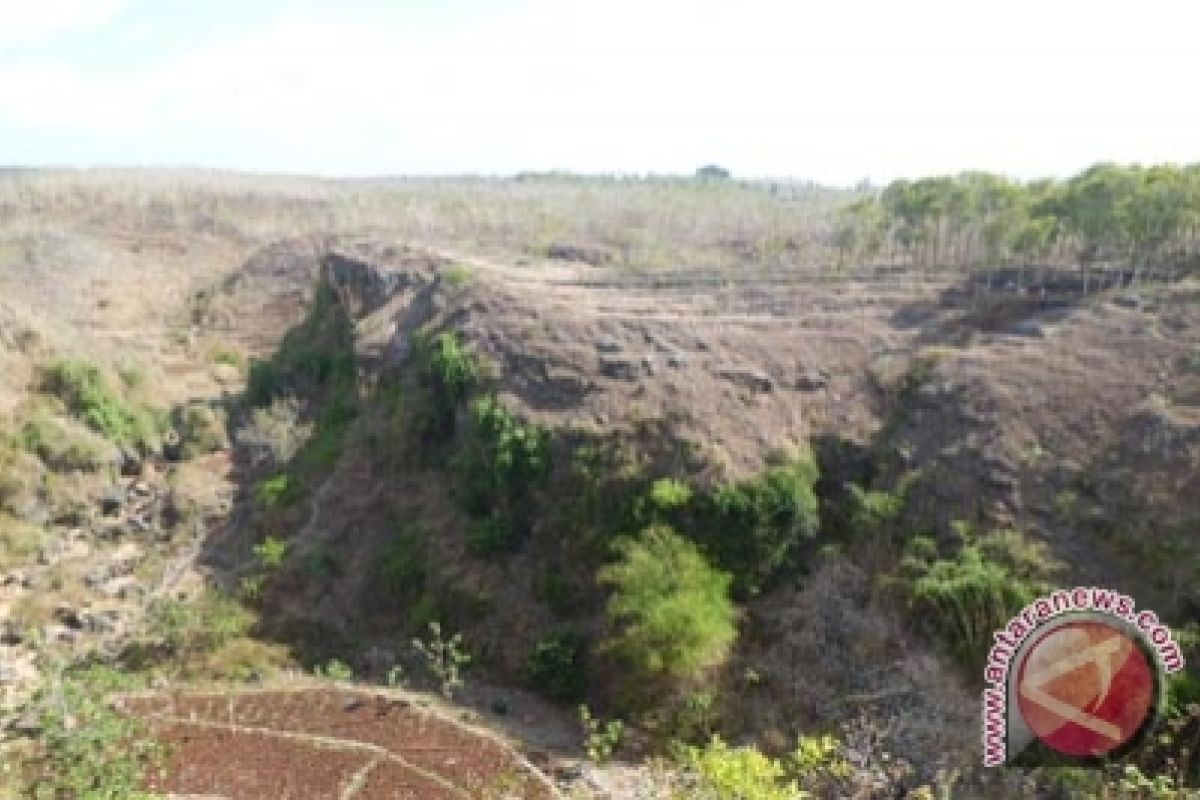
[639,452,820,596]
[41,359,161,450]
[457,396,551,553]
[683,736,801,800]
[680,733,852,800]
[470,395,553,485]
[526,629,588,703]
[143,593,255,660]
[895,527,1050,671]
[701,455,820,594]
[599,524,736,687]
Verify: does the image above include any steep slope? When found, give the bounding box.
[201,238,1197,794]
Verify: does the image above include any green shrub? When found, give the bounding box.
[1167,670,1200,717]
[314,658,354,681]
[418,331,478,405]
[143,592,255,659]
[897,534,1043,670]
[683,735,802,800]
[646,477,693,514]
[579,705,624,764]
[253,536,289,570]
[599,524,737,685]
[380,530,427,593]
[404,330,479,442]
[791,733,852,786]
[256,473,301,508]
[526,630,588,703]
[456,397,551,542]
[669,689,719,742]
[407,593,442,630]
[846,482,906,538]
[413,621,471,699]
[468,514,519,555]
[41,359,160,450]
[695,451,820,595]
[23,664,160,799]
[19,412,115,471]
[678,733,851,799]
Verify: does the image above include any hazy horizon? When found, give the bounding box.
[2,0,1197,184]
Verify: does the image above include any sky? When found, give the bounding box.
[0,0,1197,185]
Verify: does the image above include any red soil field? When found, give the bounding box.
[118,686,557,799]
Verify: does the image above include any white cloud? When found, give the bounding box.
[0,0,1197,180]
[0,0,126,41]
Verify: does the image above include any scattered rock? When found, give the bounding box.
[640,355,656,376]
[666,352,688,369]
[9,710,40,737]
[0,624,22,646]
[80,609,122,635]
[1008,321,1045,338]
[99,490,123,516]
[717,367,774,393]
[594,337,622,354]
[599,356,640,381]
[53,606,84,630]
[162,429,183,462]
[1112,293,1142,310]
[341,695,364,712]
[796,369,829,391]
[546,243,614,266]
[119,450,144,478]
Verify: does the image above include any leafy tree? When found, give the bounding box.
[599,525,737,684]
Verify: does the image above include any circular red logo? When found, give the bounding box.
[1016,620,1155,757]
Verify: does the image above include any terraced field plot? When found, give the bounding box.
[119,687,556,799]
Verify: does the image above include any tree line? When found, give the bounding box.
[835,163,1200,290]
